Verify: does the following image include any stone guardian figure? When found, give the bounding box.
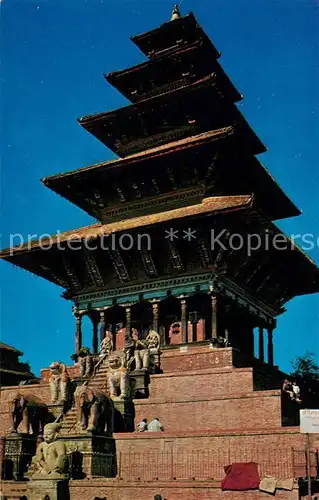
[132,329,150,371]
[31,423,68,478]
[100,330,113,357]
[145,330,161,372]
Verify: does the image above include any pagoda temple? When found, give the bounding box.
[0,343,37,387]
[0,7,318,500]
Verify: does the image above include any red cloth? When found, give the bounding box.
[221,462,260,490]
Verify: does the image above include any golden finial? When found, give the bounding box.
[171,4,181,21]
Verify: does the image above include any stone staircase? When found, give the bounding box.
[60,356,110,436]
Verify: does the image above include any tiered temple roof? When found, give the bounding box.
[42,129,299,222]
[1,9,318,325]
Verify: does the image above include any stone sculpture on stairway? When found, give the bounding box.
[145,330,161,373]
[78,347,94,379]
[100,330,113,357]
[131,328,150,371]
[49,361,71,404]
[106,350,130,400]
[31,423,69,478]
[74,386,113,433]
[10,393,47,435]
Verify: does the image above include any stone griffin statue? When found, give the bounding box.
[106,350,130,400]
[74,386,113,434]
[100,330,113,357]
[145,330,161,373]
[49,361,70,404]
[31,423,68,478]
[10,393,47,435]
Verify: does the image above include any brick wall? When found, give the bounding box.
[160,346,236,372]
[68,480,299,500]
[134,390,282,432]
[149,367,253,401]
[0,480,300,500]
[114,428,317,480]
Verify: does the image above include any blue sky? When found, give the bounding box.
[1,0,318,376]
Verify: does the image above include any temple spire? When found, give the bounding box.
[171,4,181,21]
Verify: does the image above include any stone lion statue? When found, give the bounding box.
[49,361,70,404]
[106,351,130,400]
[10,393,47,435]
[74,386,113,434]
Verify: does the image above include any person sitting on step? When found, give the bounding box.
[147,417,164,432]
[136,418,147,432]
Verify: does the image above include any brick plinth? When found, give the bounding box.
[114,427,316,480]
[68,479,299,500]
[160,346,242,372]
[134,390,282,432]
[149,367,254,401]
[0,479,300,500]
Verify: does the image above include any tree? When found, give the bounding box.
[290,352,319,409]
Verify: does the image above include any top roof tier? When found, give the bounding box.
[131,12,220,59]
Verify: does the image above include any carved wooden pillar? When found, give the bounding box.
[180,299,188,344]
[259,327,264,362]
[126,306,131,336]
[211,294,218,339]
[99,310,106,345]
[75,313,82,355]
[267,327,274,366]
[92,316,99,354]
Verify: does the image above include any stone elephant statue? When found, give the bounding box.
[10,393,48,435]
[75,387,113,434]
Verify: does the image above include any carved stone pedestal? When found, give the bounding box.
[60,433,116,479]
[129,370,150,398]
[3,433,36,480]
[113,399,135,432]
[27,478,69,500]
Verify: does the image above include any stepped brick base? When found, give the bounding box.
[1,347,318,500]
[149,367,254,401]
[0,479,301,500]
[134,389,282,432]
[68,479,300,500]
[160,345,242,373]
